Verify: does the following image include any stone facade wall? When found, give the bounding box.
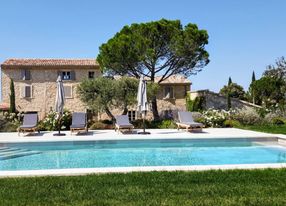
[2,65,190,120]
[1,65,100,119]
[189,90,261,110]
[99,84,190,120]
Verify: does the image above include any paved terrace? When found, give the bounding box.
[0,128,284,143]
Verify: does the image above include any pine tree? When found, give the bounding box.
[9,79,16,113]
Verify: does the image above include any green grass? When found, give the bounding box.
[237,124,286,135]
[1,169,286,205]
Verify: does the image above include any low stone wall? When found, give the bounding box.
[189,90,261,110]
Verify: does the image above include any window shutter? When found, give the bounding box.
[64,86,72,98]
[25,70,31,80]
[25,86,31,98]
[21,86,26,97]
[70,71,76,80]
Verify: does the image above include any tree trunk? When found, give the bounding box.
[122,104,128,115]
[151,96,160,120]
[105,107,115,122]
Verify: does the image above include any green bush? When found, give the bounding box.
[223,120,241,128]
[39,110,72,131]
[0,122,19,132]
[157,119,177,129]
[186,96,205,112]
[271,117,285,125]
[90,122,107,130]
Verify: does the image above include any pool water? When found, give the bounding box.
[0,138,286,171]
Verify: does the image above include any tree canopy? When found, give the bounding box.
[220,82,246,100]
[77,77,159,121]
[97,19,209,119]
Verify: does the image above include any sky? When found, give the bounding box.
[0,0,285,92]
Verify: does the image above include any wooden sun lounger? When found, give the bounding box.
[115,115,134,134]
[70,112,88,134]
[176,111,204,132]
[18,113,39,136]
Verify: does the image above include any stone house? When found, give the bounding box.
[1,59,100,119]
[1,58,191,120]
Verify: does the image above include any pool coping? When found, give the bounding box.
[1,163,286,178]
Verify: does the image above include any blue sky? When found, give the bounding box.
[0,0,285,92]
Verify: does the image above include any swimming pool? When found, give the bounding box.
[0,138,286,171]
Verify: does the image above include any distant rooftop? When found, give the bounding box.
[1,58,98,66]
[114,75,191,84]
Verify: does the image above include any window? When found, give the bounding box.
[64,85,73,98]
[21,69,31,80]
[21,85,32,98]
[88,71,95,79]
[164,86,174,99]
[59,71,75,80]
[128,110,136,121]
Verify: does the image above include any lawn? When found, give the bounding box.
[1,169,286,205]
[237,124,286,135]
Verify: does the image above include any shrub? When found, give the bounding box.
[3,112,24,124]
[223,119,241,128]
[233,107,261,125]
[39,110,72,131]
[0,121,19,132]
[200,108,233,127]
[157,120,177,129]
[186,96,205,112]
[90,122,107,130]
[272,117,285,125]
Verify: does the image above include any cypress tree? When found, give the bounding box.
[251,71,256,104]
[252,71,256,82]
[227,77,232,110]
[228,77,232,86]
[9,79,16,113]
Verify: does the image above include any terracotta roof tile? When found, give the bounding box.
[114,75,191,84]
[1,58,98,66]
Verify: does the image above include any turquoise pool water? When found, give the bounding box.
[0,138,286,171]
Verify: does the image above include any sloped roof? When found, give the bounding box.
[1,58,98,67]
[154,75,191,84]
[113,75,191,85]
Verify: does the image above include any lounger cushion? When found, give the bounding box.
[20,113,38,128]
[116,123,134,128]
[178,111,195,123]
[72,112,86,126]
[115,115,134,128]
[19,125,37,129]
[179,122,203,127]
[70,124,86,129]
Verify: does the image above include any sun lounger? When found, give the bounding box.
[115,115,134,133]
[18,113,38,135]
[70,112,88,134]
[176,111,204,132]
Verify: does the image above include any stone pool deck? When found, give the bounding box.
[1,128,286,177]
[0,128,284,143]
